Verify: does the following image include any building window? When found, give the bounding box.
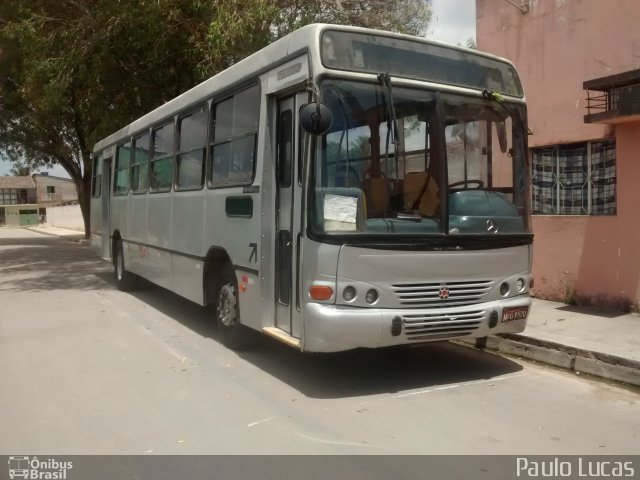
[531,139,616,215]
[0,189,18,205]
[46,186,55,194]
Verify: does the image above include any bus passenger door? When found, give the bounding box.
[274,93,305,337]
[101,156,112,260]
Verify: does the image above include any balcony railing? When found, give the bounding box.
[584,69,640,124]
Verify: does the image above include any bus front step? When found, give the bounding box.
[262,327,301,350]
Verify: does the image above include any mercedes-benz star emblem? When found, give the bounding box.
[486,218,498,233]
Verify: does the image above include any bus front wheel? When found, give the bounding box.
[215,273,257,350]
[114,239,137,291]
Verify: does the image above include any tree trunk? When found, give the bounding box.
[63,155,92,240]
[74,169,93,240]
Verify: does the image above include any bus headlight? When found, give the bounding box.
[343,286,357,302]
[516,278,526,292]
[365,289,379,304]
[500,282,510,296]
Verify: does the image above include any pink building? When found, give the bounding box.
[477,0,640,310]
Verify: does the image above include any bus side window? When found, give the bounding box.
[209,85,260,188]
[92,156,103,198]
[176,105,207,189]
[150,123,174,193]
[114,141,132,196]
[131,132,150,194]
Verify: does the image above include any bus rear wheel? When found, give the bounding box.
[114,239,137,291]
[215,273,257,350]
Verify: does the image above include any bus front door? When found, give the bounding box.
[274,93,306,338]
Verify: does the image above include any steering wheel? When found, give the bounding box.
[448,179,484,190]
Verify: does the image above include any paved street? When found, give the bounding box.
[1,226,639,455]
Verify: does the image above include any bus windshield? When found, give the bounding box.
[310,79,530,241]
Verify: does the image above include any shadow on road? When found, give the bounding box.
[124,278,524,399]
[239,340,524,399]
[1,231,523,398]
[0,235,111,292]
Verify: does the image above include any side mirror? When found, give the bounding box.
[496,121,508,153]
[299,102,333,135]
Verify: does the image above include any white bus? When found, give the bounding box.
[90,24,532,352]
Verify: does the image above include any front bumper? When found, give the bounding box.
[302,295,530,352]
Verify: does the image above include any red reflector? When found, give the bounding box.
[309,285,333,301]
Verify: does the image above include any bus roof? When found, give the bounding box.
[92,23,520,153]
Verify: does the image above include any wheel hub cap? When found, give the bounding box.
[218,283,237,327]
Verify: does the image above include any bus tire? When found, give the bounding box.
[114,239,138,291]
[215,272,257,350]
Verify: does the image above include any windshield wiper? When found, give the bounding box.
[378,73,400,160]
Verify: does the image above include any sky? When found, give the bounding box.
[427,0,476,46]
[0,0,476,178]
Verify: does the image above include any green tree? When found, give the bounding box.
[0,0,432,238]
[9,163,32,176]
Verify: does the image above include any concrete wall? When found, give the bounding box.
[1,205,40,226]
[46,204,84,231]
[33,175,78,204]
[477,0,640,309]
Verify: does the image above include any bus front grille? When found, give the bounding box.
[391,280,493,307]
[402,310,485,341]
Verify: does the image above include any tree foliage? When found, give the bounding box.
[9,162,32,176]
[0,0,432,237]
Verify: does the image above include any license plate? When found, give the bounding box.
[502,306,529,322]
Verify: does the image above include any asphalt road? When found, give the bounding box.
[1,226,638,455]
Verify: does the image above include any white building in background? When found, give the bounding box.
[0,176,39,225]
[32,173,77,206]
[0,173,78,226]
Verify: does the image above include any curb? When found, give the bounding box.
[457,334,640,387]
[24,226,88,244]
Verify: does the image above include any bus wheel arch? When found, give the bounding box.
[112,233,137,291]
[203,246,257,350]
[203,246,235,307]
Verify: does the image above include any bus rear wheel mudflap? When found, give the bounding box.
[114,238,138,291]
[214,271,258,350]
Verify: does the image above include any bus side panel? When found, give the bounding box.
[110,196,129,246]
[147,193,173,290]
[171,191,205,304]
[204,188,262,331]
[172,255,205,305]
[127,194,148,277]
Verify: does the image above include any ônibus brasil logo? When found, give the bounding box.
[8,456,73,480]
